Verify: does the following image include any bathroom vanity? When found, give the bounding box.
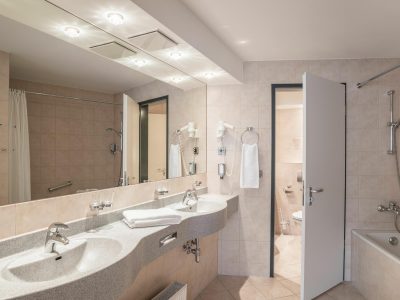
[0,191,238,299]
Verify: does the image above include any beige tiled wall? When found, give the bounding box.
[0,51,9,205]
[119,232,218,300]
[208,58,400,279]
[0,173,206,240]
[9,79,116,201]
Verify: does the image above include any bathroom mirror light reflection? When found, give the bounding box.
[0,3,206,205]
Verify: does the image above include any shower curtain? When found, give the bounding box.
[9,89,31,202]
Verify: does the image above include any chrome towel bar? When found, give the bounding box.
[48,180,72,192]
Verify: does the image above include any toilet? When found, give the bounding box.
[292,210,302,222]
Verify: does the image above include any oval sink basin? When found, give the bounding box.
[2,237,122,282]
[168,198,226,213]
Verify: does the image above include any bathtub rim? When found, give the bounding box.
[352,229,400,265]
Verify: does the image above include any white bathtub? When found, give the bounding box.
[352,230,400,300]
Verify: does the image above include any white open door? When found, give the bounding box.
[123,94,139,185]
[301,73,345,300]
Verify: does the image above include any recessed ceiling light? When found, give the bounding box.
[171,76,184,83]
[107,12,124,25]
[237,40,249,45]
[169,51,183,60]
[63,26,80,38]
[204,72,215,79]
[133,59,148,67]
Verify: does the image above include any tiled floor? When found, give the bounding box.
[274,235,301,280]
[195,275,365,300]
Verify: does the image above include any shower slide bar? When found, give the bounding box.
[48,180,72,192]
[357,63,400,88]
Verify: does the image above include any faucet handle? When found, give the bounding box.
[103,200,113,208]
[192,180,202,189]
[48,222,69,233]
[377,205,387,212]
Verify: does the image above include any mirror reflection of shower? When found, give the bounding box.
[105,112,124,187]
[175,122,199,176]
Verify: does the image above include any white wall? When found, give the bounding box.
[208,58,400,279]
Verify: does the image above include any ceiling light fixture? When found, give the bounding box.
[171,76,184,83]
[204,72,215,79]
[133,59,148,67]
[107,12,124,25]
[63,26,80,38]
[169,51,183,60]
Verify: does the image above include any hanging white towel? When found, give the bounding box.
[169,144,182,178]
[240,143,259,188]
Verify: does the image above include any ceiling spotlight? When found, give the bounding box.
[204,72,215,79]
[63,26,80,38]
[107,12,124,25]
[133,59,148,67]
[171,76,184,83]
[169,51,183,60]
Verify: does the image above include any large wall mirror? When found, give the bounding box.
[0,1,206,205]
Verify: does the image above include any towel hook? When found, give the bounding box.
[241,127,259,144]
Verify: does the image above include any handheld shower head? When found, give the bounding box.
[387,90,395,96]
[105,128,122,136]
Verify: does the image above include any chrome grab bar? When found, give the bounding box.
[48,181,72,192]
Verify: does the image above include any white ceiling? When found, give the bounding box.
[0,15,154,94]
[182,0,400,61]
[48,0,239,85]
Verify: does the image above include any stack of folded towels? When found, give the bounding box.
[122,208,182,228]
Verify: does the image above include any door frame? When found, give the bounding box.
[138,95,169,182]
[270,82,347,280]
[270,83,303,277]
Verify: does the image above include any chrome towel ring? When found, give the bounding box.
[241,127,259,144]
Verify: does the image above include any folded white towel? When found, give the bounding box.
[123,208,180,222]
[123,217,181,228]
[240,143,259,188]
[168,144,182,178]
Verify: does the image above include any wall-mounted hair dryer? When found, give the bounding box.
[216,121,236,180]
[216,121,234,138]
[177,122,198,138]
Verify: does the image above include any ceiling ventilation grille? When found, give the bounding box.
[90,42,136,60]
[128,30,177,52]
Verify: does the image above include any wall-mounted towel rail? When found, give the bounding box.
[48,181,72,192]
[241,127,259,144]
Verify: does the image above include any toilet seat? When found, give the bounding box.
[292,210,302,221]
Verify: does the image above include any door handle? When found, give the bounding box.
[308,187,324,206]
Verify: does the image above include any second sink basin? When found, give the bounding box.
[2,237,122,283]
[168,197,226,214]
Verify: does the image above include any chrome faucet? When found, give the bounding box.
[377,201,400,214]
[44,223,70,254]
[182,185,199,206]
[89,200,113,211]
[154,187,169,200]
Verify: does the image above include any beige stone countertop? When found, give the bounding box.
[0,193,238,300]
